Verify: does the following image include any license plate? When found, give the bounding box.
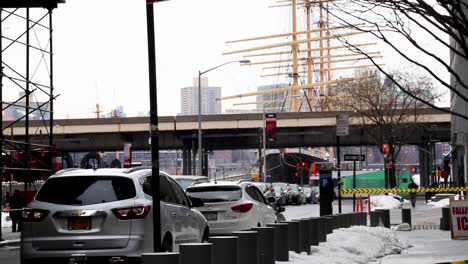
[68,217,91,230]
[202,212,217,221]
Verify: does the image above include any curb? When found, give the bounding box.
[0,238,20,248]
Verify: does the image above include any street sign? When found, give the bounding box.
[344,154,365,162]
[336,114,349,136]
[449,197,468,240]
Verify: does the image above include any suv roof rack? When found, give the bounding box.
[123,166,151,174]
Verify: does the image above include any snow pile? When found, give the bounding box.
[370,195,404,210]
[2,212,12,228]
[428,194,463,208]
[287,226,411,264]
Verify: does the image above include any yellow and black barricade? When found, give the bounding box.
[340,187,468,195]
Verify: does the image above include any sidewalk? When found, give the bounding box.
[1,212,21,247]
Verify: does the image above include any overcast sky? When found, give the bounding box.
[2,0,450,119]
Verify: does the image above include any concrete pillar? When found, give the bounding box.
[142,252,180,264]
[299,219,311,255]
[251,227,275,264]
[284,220,301,253]
[232,231,258,264]
[210,236,238,264]
[267,223,289,261]
[402,208,412,227]
[180,243,212,264]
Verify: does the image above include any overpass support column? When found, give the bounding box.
[192,146,197,175]
[418,143,431,188]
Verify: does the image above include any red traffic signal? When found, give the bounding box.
[382,144,390,154]
[412,167,417,173]
[301,161,306,167]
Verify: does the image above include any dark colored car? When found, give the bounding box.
[303,186,319,204]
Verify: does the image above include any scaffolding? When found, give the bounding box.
[1,1,64,194]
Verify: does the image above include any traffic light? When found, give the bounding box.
[412,167,417,173]
[301,161,307,168]
[382,144,390,154]
[265,113,277,142]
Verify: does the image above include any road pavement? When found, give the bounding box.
[0,197,455,264]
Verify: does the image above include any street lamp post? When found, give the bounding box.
[197,59,250,176]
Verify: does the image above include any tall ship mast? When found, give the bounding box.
[220,0,382,113]
[218,0,383,181]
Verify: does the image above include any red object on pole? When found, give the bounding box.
[367,194,371,215]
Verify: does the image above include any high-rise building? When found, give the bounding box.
[180,77,221,115]
[2,92,50,121]
[256,84,290,112]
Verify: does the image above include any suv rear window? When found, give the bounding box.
[186,186,242,203]
[35,176,136,205]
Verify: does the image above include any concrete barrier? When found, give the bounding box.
[267,223,289,261]
[180,243,212,264]
[441,206,450,231]
[308,217,320,246]
[252,227,275,264]
[142,252,180,264]
[210,236,238,264]
[283,220,301,253]
[299,219,311,255]
[376,209,390,228]
[402,208,412,227]
[370,211,384,227]
[232,231,258,264]
[318,217,327,243]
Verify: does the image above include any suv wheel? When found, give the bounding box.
[161,234,173,252]
[202,228,209,242]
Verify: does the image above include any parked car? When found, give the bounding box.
[271,183,288,206]
[287,184,306,205]
[185,181,277,235]
[171,175,208,191]
[21,168,209,264]
[303,186,319,204]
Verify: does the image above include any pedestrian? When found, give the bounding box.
[8,190,25,232]
[408,179,419,207]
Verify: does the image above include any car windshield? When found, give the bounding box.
[272,182,287,189]
[303,187,312,195]
[289,184,299,191]
[311,186,319,193]
[273,186,283,193]
[253,183,266,193]
[35,176,136,206]
[186,186,242,203]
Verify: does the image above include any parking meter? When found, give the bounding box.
[319,171,334,216]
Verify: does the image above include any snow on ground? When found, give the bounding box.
[1,212,12,228]
[427,194,463,208]
[282,226,410,264]
[369,194,405,210]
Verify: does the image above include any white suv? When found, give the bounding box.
[21,168,209,264]
[185,181,277,235]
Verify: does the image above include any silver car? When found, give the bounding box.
[21,168,209,264]
[186,181,277,235]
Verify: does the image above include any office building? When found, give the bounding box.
[180,77,221,115]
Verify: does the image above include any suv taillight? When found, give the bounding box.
[22,208,49,222]
[231,202,253,213]
[112,205,151,220]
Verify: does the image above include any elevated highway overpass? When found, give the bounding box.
[3,107,450,152]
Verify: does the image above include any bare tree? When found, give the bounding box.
[333,69,438,187]
[327,0,468,120]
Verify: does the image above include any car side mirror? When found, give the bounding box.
[267,197,276,204]
[189,197,204,207]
